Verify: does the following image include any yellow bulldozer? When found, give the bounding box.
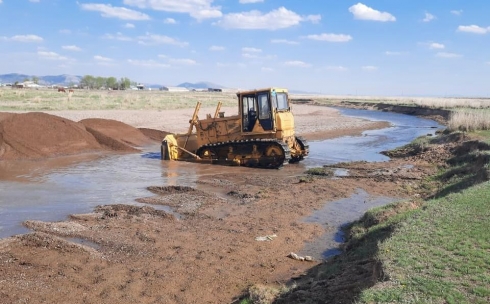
[160,87,308,169]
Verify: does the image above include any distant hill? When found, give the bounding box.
[177,81,225,89]
[0,73,81,86]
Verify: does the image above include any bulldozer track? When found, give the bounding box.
[196,139,291,169]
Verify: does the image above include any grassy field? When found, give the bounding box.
[0,88,237,111]
[449,111,490,131]
[322,133,489,304]
[4,88,490,111]
[359,182,490,303]
[295,94,490,110]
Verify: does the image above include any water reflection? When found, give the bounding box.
[301,189,397,260]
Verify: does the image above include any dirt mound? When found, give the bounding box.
[80,118,154,151]
[0,113,15,122]
[138,128,170,141]
[0,113,165,160]
[0,112,103,160]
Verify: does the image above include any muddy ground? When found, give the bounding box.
[0,105,439,303]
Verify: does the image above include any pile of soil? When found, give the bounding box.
[0,112,102,160]
[0,112,158,160]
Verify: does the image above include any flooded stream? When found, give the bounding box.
[0,108,443,246]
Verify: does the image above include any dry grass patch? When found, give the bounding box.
[449,111,490,131]
[0,88,237,111]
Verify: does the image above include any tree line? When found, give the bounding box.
[79,75,137,90]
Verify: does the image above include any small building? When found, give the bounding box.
[23,81,43,89]
[159,86,189,92]
[136,84,145,90]
[208,88,222,92]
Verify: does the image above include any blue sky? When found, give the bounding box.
[0,0,489,96]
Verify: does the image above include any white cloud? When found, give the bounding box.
[124,23,135,28]
[80,3,150,21]
[242,53,276,60]
[242,53,259,59]
[164,18,177,24]
[284,61,311,68]
[5,34,44,42]
[217,7,319,30]
[156,55,197,66]
[209,45,225,51]
[349,3,395,22]
[436,52,462,58]
[362,66,378,71]
[305,33,352,42]
[451,10,463,16]
[62,45,82,51]
[261,67,274,72]
[305,15,321,24]
[124,0,222,20]
[169,58,197,65]
[429,43,445,49]
[94,55,113,62]
[127,59,170,68]
[59,29,72,35]
[242,47,262,53]
[137,33,188,47]
[457,25,489,34]
[271,39,298,45]
[38,51,68,61]
[486,61,490,65]
[103,32,133,41]
[423,12,436,22]
[239,0,264,3]
[29,0,40,3]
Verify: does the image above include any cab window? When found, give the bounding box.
[276,93,288,111]
[258,93,270,119]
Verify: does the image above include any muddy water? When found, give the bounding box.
[0,109,443,240]
[300,189,396,260]
[0,153,248,238]
[304,107,442,167]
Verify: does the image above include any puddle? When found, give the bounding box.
[136,201,184,220]
[300,189,398,260]
[0,109,444,240]
[333,168,349,177]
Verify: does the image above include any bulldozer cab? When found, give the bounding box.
[239,88,289,133]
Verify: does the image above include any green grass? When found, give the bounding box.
[359,181,490,304]
[305,167,333,177]
[356,133,490,303]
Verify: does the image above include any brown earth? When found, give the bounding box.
[0,106,441,304]
[0,112,160,160]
